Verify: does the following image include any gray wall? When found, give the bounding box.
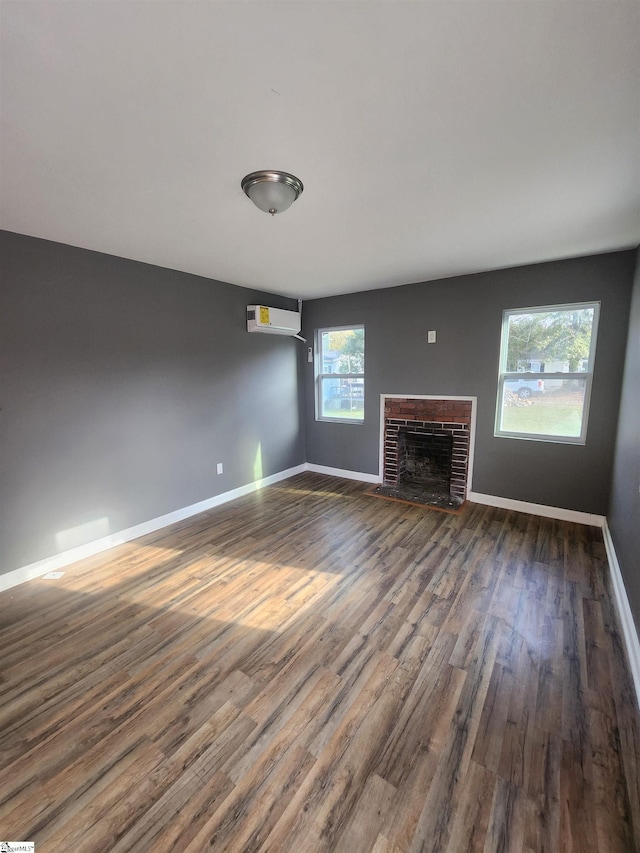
[609,247,640,632]
[302,251,636,515]
[0,231,305,576]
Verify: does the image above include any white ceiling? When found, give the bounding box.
[1,1,639,299]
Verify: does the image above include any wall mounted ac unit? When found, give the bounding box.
[247,305,301,337]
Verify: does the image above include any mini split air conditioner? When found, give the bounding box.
[247,305,301,337]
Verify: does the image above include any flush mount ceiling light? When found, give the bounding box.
[241,170,303,216]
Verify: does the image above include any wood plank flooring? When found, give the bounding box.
[1,472,639,851]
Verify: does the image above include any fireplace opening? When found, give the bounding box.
[377,426,461,508]
[399,430,452,497]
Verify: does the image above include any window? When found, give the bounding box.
[316,326,365,422]
[495,302,600,444]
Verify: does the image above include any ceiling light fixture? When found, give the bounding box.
[241,170,303,216]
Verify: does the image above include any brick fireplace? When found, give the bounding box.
[381,397,473,505]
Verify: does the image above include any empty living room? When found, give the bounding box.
[1,2,639,851]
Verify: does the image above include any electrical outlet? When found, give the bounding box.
[427,330,437,344]
[217,462,223,475]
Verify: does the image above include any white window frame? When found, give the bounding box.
[316,325,365,424]
[495,301,600,445]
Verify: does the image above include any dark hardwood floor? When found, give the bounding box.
[1,472,639,852]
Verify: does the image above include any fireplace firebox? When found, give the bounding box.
[398,430,453,495]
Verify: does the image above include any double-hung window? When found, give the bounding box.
[495,302,599,444]
[316,326,365,422]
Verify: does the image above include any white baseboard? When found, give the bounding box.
[0,464,307,593]
[304,463,380,484]
[468,491,605,527]
[602,520,640,710]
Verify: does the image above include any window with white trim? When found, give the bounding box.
[316,326,364,422]
[495,302,600,444]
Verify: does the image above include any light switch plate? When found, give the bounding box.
[428,330,437,343]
